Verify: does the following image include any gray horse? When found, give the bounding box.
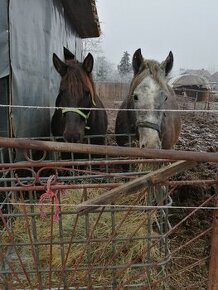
[115,49,181,149]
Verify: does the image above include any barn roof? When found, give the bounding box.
[184,69,211,80]
[62,0,101,38]
[169,74,211,90]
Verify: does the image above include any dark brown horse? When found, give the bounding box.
[115,49,181,149]
[51,48,107,146]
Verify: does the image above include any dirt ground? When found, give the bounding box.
[175,95,217,179]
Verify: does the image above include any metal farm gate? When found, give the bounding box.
[0,136,217,289]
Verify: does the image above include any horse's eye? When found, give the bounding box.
[133,94,138,101]
[165,96,168,101]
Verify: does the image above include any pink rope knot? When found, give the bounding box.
[39,175,61,222]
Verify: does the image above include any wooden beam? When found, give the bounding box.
[61,0,100,38]
[76,160,196,215]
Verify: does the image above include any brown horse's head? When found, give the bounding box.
[129,48,174,149]
[52,48,97,143]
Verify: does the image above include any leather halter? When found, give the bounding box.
[136,121,161,137]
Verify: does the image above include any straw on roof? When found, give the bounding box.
[169,74,211,89]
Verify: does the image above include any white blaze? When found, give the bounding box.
[134,76,161,149]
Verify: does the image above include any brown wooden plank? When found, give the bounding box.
[76,160,196,215]
[62,0,100,38]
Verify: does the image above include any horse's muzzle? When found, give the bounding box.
[63,131,83,143]
[138,127,161,149]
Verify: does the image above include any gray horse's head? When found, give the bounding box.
[130,48,174,149]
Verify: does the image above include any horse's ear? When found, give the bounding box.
[53,53,67,76]
[63,47,75,61]
[161,51,174,76]
[132,48,144,75]
[83,53,94,74]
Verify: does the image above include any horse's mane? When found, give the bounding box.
[129,59,171,97]
[60,59,96,103]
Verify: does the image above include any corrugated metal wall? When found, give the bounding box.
[0,0,83,139]
[0,78,9,137]
[0,0,9,79]
[0,0,9,137]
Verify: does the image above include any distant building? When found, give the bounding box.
[210,72,218,90]
[169,74,211,101]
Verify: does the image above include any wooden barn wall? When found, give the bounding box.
[95,82,130,107]
[9,0,82,139]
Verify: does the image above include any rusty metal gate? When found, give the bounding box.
[0,133,217,289]
[0,135,178,289]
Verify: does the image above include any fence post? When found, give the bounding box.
[208,175,218,290]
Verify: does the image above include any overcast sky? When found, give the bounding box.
[96,0,218,73]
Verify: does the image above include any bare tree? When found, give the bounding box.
[93,56,110,81]
[83,36,103,57]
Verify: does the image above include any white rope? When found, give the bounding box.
[0,104,217,113]
[1,202,217,211]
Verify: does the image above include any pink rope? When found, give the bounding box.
[39,175,62,222]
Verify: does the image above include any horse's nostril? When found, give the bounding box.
[64,131,81,143]
[141,144,145,149]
